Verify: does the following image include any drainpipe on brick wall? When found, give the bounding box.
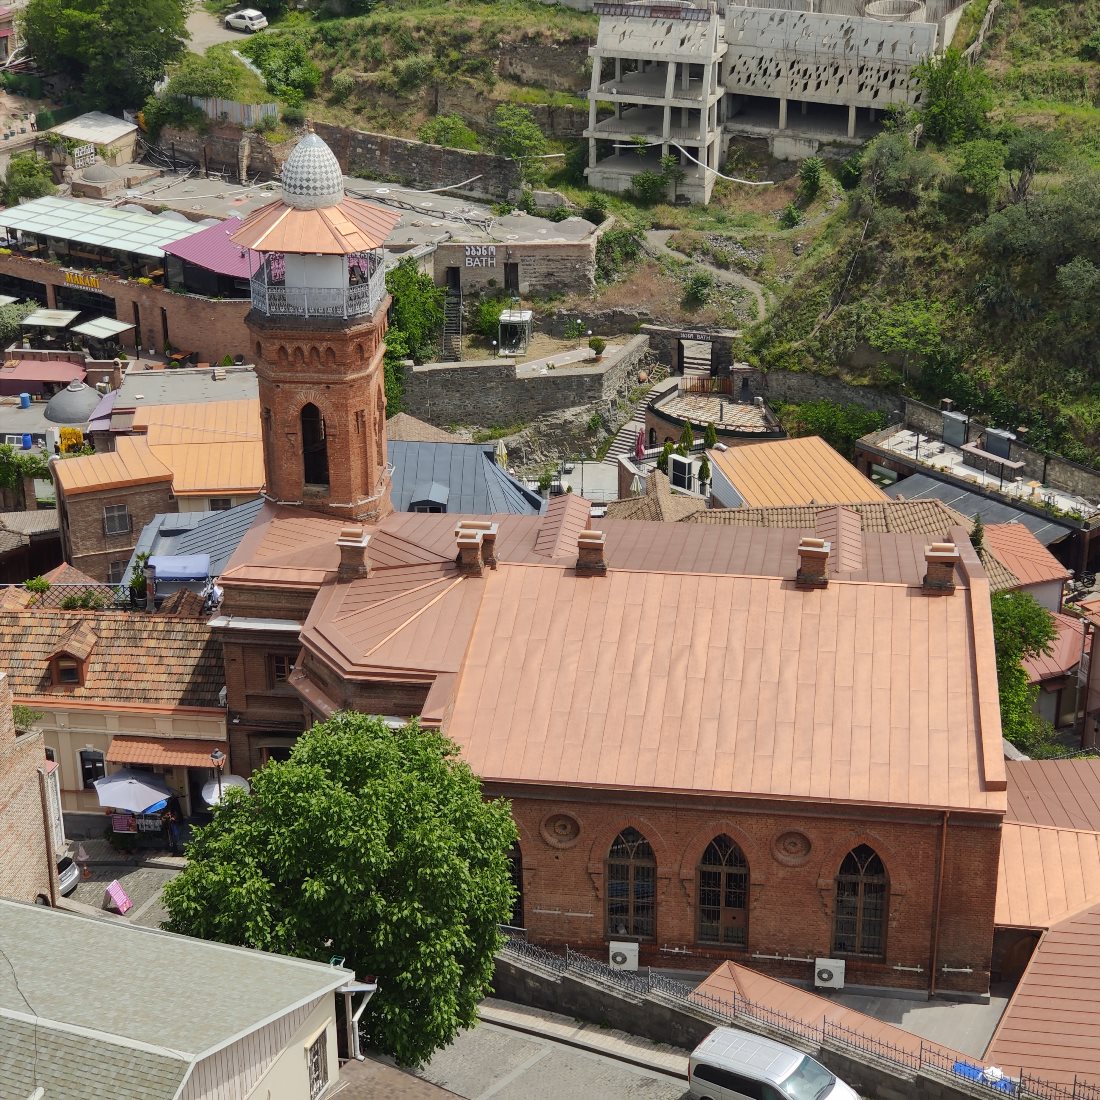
[928,809,950,997]
[37,767,58,907]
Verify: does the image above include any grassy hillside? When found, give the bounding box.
[748,0,1100,464]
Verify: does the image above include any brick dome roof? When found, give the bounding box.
[280,133,344,211]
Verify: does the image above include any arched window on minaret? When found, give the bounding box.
[301,403,330,487]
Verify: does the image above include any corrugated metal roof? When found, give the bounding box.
[230,195,402,255]
[709,437,887,507]
[995,822,1100,929]
[53,435,173,495]
[984,902,1100,1084]
[1007,759,1100,831]
[1022,612,1086,684]
[885,473,1073,545]
[983,523,1071,586]
[162,215,256,278]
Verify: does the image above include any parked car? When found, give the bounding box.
[224,8,268,32]
[56,855,79,897]
[688,1027,859,1100]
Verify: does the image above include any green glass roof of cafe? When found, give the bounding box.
[0,195,207,259]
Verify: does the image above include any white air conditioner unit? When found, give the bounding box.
[814,958,845,990]
[609,941,639,971]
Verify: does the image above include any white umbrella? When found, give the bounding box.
[201,773,250,806]
[93,768,173,814]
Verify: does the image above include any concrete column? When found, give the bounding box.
[588,137,597,169]
[779,98,788,129]
[664,62,677,100]
[682,63,690,92]
[615,57,622,82]
[662,106,672,144]
[847,104,857,138]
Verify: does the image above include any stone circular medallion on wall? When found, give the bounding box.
[541,813,581,849]
[773,830,812,867]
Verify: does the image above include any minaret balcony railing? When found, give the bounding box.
[249,263,386,320]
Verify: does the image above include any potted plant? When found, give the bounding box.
[589,336,607,360]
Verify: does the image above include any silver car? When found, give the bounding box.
[56,855,79,897]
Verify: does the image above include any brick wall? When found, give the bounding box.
[0,252,251,364]
[433,240,596,297]
[58,480,175,582]
[0,672,55,904]
[499,789,1000,995]
[404,335,651,426]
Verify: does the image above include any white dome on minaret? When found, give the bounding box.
[281,133,345,211]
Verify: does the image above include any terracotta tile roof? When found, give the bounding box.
[0,610,223,707]
[708,437,887,507]
[50,620,98,662]
[444,557,1006,811]
[42,562,100,586]
[1007,759,1100,831]
[157,589,208,618]
[230,196,402,255]
[53,436,172,496]
[604,471,706,523]
[983,523,1071,587]
[984,901,1100,1084]
[106,735,226,768]
[385,413,464,444]
[995,822,1100,929]
[534,494,592,558]
[0,510,58,537]
[1022,612,1086,684]
[696,962,962,1066]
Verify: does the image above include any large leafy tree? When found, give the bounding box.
[385,256,444,364]
[21,0,188,111]
[915,47,992,146]
[990,591,1059,754]
[1,154,55,206]
[163,713,517,1067]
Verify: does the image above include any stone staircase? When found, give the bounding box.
[441,291,463,362]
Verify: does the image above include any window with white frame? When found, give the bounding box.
[103,504,131,536]
[307,1032,329,1098]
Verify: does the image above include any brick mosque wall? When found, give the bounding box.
[404,335,651,426]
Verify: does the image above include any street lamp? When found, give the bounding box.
[209,748,226,803]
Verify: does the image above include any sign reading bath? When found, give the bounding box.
[679,330,714,342]
[104,880,133,915]
[465,245,497,268]
[64,270,100,291]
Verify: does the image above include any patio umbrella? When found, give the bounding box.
[201,773,251,806]
[92,769,173,814]
[634,430,645,462]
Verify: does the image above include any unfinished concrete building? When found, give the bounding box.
[586,0,959,201]
[585,3,728,203]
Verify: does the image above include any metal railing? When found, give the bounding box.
[7,582,130,610]
[497,936,1100,1100]
[249,266,386,321]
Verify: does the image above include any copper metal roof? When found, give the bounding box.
[996,822,1100,929]
[983,523,1071,587]
[229,195,402,255]
[535,494,592,558]
[1022,612,1086,684]
[53,435,173,495]
[708,436,888,507]
[1007,759,1100,831]
[984,902,1100,1084]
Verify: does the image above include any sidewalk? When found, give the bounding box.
[69,835,186,870]
[477,997,689,1079]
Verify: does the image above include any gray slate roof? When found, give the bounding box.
[884,472,1073,546]
[0,900,351,1100]
[125,496,264,581]
[388,440,543,515]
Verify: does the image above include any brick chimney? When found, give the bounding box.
[336,526,370,581]
[456,529,486,576]
[577,530,607,577]
[795,537,830,588]
[923,542,960,595]
[454,520,498,569]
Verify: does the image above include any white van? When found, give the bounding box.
[688,1027,860,1100]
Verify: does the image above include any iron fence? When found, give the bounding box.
[498,936,1100,1100]
[9,583,130,611]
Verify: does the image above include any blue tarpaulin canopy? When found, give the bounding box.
[148,554,211,580]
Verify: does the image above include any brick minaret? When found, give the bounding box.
[231,133,402,522]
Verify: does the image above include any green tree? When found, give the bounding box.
[957,139,1005,204]
[1,153,56,206]
[419,114,480,152]
[798,156,824,203]
[473,296,506,341]
[240,33,322,102]
[21,0,188,111]
[697,452,711,488]
[629,170,668,205]
[969,513,985,552]
[163,713,517,1068]
[682,269,714,308]
[163,50,243,99]
[867,298,947,379]
[915,47,992,145]
[385,257,445,364]
[775,400,886,459]
[659,153,686,202]
[679,422,695,450]
[1002,127,1064,205]
[703,422,718,449]
[990,591,1058,751]
[0,443,48,489]
[491,105,547,182]
[657,441,674,472]
[383,329,409,414]
[0,302,36,349]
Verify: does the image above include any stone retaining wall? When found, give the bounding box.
[404,335,651,426]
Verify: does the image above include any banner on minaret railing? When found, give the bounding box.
[72,144,96,169]
[465,245,497,268]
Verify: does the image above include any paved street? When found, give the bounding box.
[418,1020,690,1100]
[187,7,247,52]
